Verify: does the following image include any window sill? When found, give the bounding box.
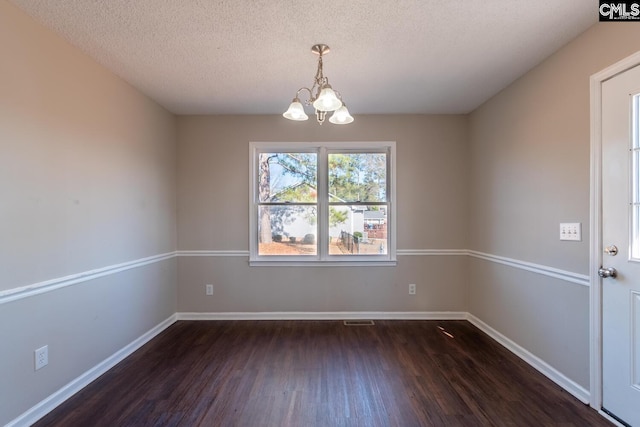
[249,259,397,267]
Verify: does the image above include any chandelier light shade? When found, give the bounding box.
[283,98,309,121]
[312,85,342,111]
[283,44,354,125]
[329,104,354,124]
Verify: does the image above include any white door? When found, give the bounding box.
[602,63,640,427]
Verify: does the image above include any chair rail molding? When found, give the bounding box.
[1,248,589,304]
[0,252,176,305]
[467,250,589,287]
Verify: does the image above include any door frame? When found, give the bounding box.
[589,50,640,412]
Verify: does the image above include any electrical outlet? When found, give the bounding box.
[409,284,416,295]
[205,284,214,295]
[35,345,48,370]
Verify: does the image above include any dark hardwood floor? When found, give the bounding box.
[34,320,611,426]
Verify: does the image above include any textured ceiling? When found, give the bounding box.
[9,0,596,115]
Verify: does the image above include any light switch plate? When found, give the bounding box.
[560,223,581,241]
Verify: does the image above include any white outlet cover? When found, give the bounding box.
[206,284,214,295]
[35,345,48,370]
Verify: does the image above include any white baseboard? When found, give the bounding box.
[466,313,590,404]
[7,314,178,427]
[176,311,469,321]
[10,311,594,427]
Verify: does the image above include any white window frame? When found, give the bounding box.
[249,141,396,266]
[631,93,640,260]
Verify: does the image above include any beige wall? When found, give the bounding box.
[1,3,177,290]
[0,1,177,424]
[177,115,470,313]
[468,23,640,390]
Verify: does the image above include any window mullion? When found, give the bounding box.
[318,147,329,260]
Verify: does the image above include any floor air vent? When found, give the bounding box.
[343,320,375,326]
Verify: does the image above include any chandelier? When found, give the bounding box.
[283,44,354,125]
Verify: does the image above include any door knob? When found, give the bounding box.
[598,267,617,278]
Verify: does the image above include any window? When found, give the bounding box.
[250,141,396,266]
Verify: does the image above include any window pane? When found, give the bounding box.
[328,205,388,255]
[633,204,640,260]
[258,206,317,256]
[634,149,640,204]
[328,153,387,202]
[632,95,640,260]
[258,153,317,203]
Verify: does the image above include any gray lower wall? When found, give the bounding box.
[0,260,177,423]
[468,258,590,387]
[178,255,467,313]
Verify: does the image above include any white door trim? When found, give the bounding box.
[589,50,640,411]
